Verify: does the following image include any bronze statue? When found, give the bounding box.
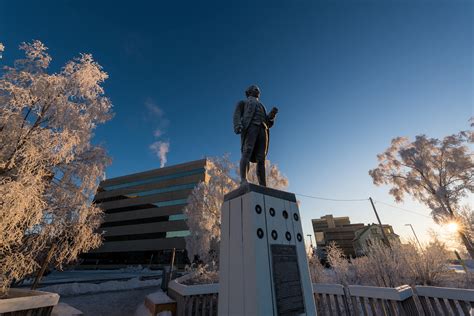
[233,85,278,186]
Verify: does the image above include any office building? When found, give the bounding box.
[312,214,365,259]
[81,159,207,268]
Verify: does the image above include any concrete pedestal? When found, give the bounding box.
[218,183,316,316]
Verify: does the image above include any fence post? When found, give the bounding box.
[396,285,418,316]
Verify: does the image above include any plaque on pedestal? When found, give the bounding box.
[218,183,316,316]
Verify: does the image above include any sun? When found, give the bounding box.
[446,222,459,233]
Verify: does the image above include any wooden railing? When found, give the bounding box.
[168,275,474,316]
[415,286,474,316]
[347,285,418,316]
[313,283,351,315]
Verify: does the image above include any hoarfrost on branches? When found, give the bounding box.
[369,123,474,258]
[309,239,469,288]
[0,40,113,294]
[183,156,288,267]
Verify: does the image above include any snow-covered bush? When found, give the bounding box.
[182,265,219,285]
[310,239,470,288]
[0,41,112,294]
[326,242,352,285]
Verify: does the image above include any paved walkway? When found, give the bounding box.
[60,286,161,316]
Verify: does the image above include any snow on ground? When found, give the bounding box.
[448,264,474,274]
[60,286,162,316]
[134,303,172,316]
[41,277,162,296]
[146,291,175,304]
[24,266,162,286]
[35,268,167,315]
[134,291,174,316]
[134,303,152,316]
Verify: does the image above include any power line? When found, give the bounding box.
[294,193,368,202]
[294,192,431,219]
[294,191,432,219]
[373,200,431,219]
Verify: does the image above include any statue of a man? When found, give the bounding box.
[233,85,278,186]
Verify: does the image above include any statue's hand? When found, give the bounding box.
[235,125,243,134]
[269,107,278,119]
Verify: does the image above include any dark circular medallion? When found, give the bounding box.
[297,233,302,242]
[271,230,278,240]
[257,228,264,239]
[286,231,292,241]
[293,213,299,221]
[269,208,275,216]
[255,205,262,214]
[282,210,288,219]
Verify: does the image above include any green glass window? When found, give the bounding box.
[166,230,190,238]
[169,214,187,221]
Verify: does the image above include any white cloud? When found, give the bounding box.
[149,141,170,168]
[145,99,163,117]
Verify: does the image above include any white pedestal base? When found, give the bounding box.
[218,183,316,316]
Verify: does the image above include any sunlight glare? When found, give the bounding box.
[446,222,458,233]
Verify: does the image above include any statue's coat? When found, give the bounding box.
[233,96,274,163]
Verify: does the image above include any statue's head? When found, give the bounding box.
[245,85,261,99]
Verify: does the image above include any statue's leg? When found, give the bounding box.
[240,125,258,184]
[239,155,249,184]
[255,126,267,187]
[257,160,266,186]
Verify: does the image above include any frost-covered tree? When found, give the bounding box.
[184,156,288,266]
[369,126,474,258]
[184,156,237,267]
[454,205,474,255]
[0,41,112,294]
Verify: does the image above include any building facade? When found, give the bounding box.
[353,224,401,256]
[312,215,365,259]
[81,159,207,268]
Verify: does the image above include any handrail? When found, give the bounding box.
[415,286,474,301]
[348,284,414,301]
[313,283,345,295]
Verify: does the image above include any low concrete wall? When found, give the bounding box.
[0,288,59,315]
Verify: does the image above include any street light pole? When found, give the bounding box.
[307,234,314,256]
[307,234,313,248]
[405,223,422,249]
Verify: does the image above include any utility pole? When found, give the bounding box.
[454,250,468,273]
[369,197,391,248]
[405,223,422,249]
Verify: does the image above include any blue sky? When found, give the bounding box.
[1,0,472,245]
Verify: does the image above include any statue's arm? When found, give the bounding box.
[266,107,278,128]
[233,100,245,134]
